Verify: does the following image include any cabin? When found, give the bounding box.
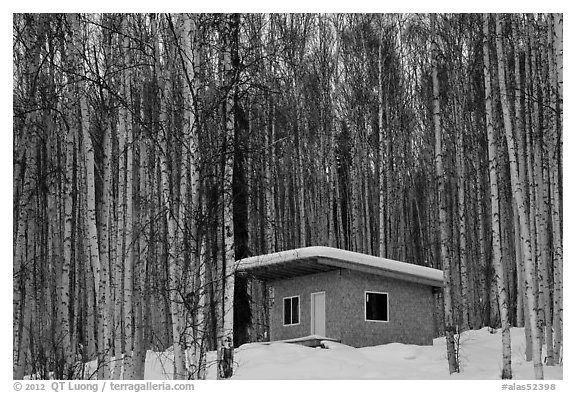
[236,246,444,348]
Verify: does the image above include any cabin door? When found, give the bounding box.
[311,292,326,336]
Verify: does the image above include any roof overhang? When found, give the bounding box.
[235,246,444,288]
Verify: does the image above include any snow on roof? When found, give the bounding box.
[236,246,444,287]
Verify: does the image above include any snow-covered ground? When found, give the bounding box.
[143,327,562,380]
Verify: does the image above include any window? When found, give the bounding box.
[283,296,300,325]
[365,291,389,322]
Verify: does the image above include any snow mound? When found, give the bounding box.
[228,327,562,380]
[141,327,562,380]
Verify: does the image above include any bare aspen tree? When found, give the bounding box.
[530,26,554,364]
[474,149,489,327]
[70,13,102,307]
[57,32,76,376]
[61,121,76,378]
[549,13,563,365]
[527,18,546,357]
[112,16,127,378]
[455,96,470,330]
[264,97,276,253]
[134,82,149,380]
[431,14,458,374]
[218,13,238,379]
[181,12,203,376]
[119,15,136,380]
[295,91,307,248]
[195,234,208,379]
[98,119,113,380]
[14,119,38,379]
[486,13,512,379]
[378,26,386,258]
[152,14,186,379]
[511,15,528,329]
[94,14,115,380]
[521,19,537,362]
[362,119,373,255]
[263,16,276,253]
[494,14,541,379]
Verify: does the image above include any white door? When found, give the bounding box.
[311,292,326,336]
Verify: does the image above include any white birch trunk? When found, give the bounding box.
[218,15,236,378]
[59,120,76,378]
[95,18,115,369]
[182,12,203,378]
[70,14,101,305]
[195,236,208,379]
[98,120,113,379]
[113,68,127,380]
[121,16,135,379]
[152,15,186,380]
[494,14,540,379]
[550,13,563,365]
[522,26,537,363]
[512,16,528,329]
[377,26,386,258]
[13,120,38,379]
[296,103,306,248]
[474,150,488,327]
[455,103,470,330]
[363,120,373,255]
[431,19,458,374]
[264,94,276,253]
[532,111,554,365]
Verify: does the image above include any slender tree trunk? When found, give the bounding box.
[135,88,150,379]
[98,118,113,379]
[495,14,541,379]
[70,13,102,307]
[512,16,527,329]
[362,124,372,255]
[350,130,360,252]
[486,14,513,379]
[431,20,458,374]
[182,12,203,377]
[264,93,276,253]
[218,13,237,379]
[70,16,102,366]
[378,30,387,258]
[78,134,97,361]
[474,149,489,328]
[527,22,545,357]
[13,127,38,380]
[532,104,554,366]
[59,119,76,378]
[522,25,536,363]
[378,32,386,254]
[455,100,470,330]
[378,29,387,258]
[549,13,563,365]
[295,104,306,247]
[113,23,127,374]
[152,14,186,380]
[119,16,135,379]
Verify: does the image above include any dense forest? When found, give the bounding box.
[13,13,562,380]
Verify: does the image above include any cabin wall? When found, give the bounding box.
[268,269,436,347]
[269,270,343,342]
[338,269,436,347]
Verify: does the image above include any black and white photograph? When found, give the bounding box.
[11,8,564,384]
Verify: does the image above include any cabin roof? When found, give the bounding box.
[236,246,444,288]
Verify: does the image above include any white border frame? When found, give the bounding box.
[282,295,301,326]
[310,291,326,335]
[364,290,389,323]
